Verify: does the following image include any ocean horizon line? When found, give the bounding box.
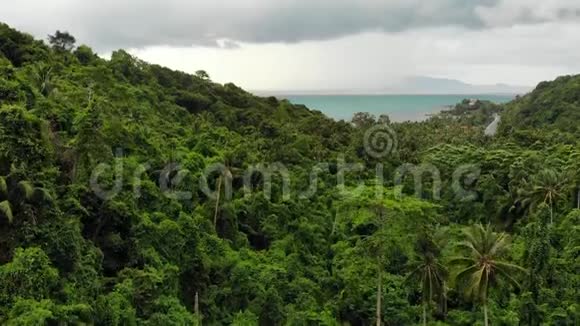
[253,91,524,97]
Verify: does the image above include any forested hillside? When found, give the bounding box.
[0,23,578,325]
[500,75,580,135]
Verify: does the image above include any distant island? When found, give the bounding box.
[255,76,532,96]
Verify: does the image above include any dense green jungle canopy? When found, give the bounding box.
[0,23,578,325]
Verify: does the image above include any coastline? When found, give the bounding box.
[282,94,515,122]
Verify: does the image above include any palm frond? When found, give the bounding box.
[435,261,449,277]
[455,264,480,287]
[494,264,524,289]
[0,176,7,197]
[0,200,13,223]
[464,266,485,300]
[449,256,475,266]
[32,187,53,204]
[403,265,424,285]
[16,181,34,201]
[494,261,528,274]
[488,232,510,256]
[453,224,525,307]
[455,241,482,259]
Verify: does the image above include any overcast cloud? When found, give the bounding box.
[2,0,580,90]
[2,0,580,49]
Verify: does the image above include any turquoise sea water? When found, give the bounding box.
[284,94,514,122]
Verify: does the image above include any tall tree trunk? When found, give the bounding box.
[92,208,108,242]
[376,257,382,326]
[549,203,553,225]
[483,302,489,326]
[213,176,222,227]
[441,281,448,320]
[576,189,579,209]
[423,303,427,326]
[194,291,200,326]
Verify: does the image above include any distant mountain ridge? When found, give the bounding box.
[390,76,531,95]
[255,76,532,96]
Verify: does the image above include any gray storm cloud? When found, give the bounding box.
[2,0,580,51]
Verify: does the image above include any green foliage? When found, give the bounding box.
[0,105,53,166]
[232,310,259,325]
[0,22,578,325]
[95,291,137,326]
[6,298,91,325]
[404,230,448,325]
[74,45,98,65]
[0,173,53,224]
[0,200,13,223]
[0,176,6,196]
[0,23,49,67]
[48,30,76,52]
[450,224,526,325]
[500,74,580,135]
[519,168,569,223]
[6,299,55,326]
[441,99,503,127]
[0,247,59,307]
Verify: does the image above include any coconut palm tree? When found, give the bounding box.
[359,203,389,326]
[340,186,390,326]
[405,231,448,326]
[213,167,233,227]
[213,152,243,228]
[519,169,568,224]
[360,206,388,326]
[450,224,526,326]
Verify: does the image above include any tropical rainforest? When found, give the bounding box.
[0,23,578,325]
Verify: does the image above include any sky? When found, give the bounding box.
[2,0,580,91]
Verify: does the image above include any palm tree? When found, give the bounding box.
[213,167,233,227]
[31,63,55,97]
[348,194,388,326]
[519,169,568,224]
[350,201,390,326]
[405,231,448,326]
[565,154,580,209]
[0,174,52,224]
[339,184,435,326]
[450,224,526,326]
[70,101,111,181]
[213,152,242,228]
